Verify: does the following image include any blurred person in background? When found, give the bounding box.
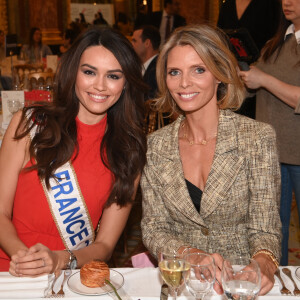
[93,11,109,27]
[116,12,133,37]
[218,0,281,120]
[131,25,161,101]
[59,29,78,56]
[20,27,52,64]
[140,0,186,46]
[240,0,300,266]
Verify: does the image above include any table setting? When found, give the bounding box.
[0,265,300,300]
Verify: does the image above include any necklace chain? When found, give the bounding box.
[181,122,217,146]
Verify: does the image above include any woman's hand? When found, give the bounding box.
[10,243,60,277]
[253,253,277,295]
[239,66,267,90]
[210,252,224,295]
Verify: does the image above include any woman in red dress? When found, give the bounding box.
[0,27,147,276]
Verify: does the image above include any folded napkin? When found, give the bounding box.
[131,252,156,268]
[0,272,50,298]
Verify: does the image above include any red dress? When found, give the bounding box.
[0,116,112,271]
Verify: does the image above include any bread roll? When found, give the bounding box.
[80,261,110,287]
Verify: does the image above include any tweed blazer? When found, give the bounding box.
[141,109,281,261]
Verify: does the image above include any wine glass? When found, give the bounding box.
[158,247,190,300]
[221,256,261,300]
[184,252,216,300]
[7,99,22,115]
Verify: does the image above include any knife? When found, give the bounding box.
[160,283,169,300]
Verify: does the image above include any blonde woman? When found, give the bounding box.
[141,25,281,295]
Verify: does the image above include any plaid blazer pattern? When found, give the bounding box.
[141,109,281,261]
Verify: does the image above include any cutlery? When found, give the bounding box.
[56,269,71,296]
[160,283,168,300]
[275,269,292,295]
[295,267,300,281]
[45,272,64,298]
[282,268,300,296]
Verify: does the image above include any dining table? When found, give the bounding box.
[0,266,299,300]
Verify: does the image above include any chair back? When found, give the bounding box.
[28,72,55,90]
[144,99,168,134]
[13,64,52,89]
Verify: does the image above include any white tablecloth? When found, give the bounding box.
[0,267,298,300]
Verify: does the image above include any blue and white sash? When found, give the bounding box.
[27,112,95,250]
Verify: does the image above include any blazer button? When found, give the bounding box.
[201,228,209,236]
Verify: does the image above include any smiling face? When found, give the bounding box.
[282,0,300,30]
[75,45,125,124]
[166,45,219,115]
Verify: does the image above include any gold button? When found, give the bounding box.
[201,228,209,236]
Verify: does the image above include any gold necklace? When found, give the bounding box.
[181,122,217,146]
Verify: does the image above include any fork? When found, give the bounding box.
[282,268,300,296]
[56,269,71,296]
[275,269,292,295]
[45,272,64,298]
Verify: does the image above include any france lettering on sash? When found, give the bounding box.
[41,163,95,250]
[26,111,95,250]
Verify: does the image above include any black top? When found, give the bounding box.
[185,179,202,212]
[217,0,280,52]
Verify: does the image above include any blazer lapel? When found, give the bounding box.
[158,116,207,227]
[200,110,245,219]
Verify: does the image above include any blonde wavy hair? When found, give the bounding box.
[155,24,245,115]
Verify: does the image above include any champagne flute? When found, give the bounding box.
[221,256,261,300]
[158,247,190,300]
[184,252,216,300]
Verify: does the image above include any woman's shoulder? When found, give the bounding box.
[224,109,276,140]
[147,116,181,146]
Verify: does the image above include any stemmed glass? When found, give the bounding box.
[158,247,190,300]
[7,99,22,116]
[221,256,261,300]
[184,252,216,300]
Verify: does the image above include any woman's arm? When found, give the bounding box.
[0,112,30,259]
[11,175,140,276]
[240,66,300,110]
[247,124,281,295]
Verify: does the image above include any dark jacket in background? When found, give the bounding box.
[143,56,158,102]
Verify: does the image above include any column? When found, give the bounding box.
[28,0,63,45]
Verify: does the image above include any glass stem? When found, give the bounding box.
[173,289,178,300]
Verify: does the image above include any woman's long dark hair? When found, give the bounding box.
[29,27,42,49]
[261,3,291,62]
[16,27,147,207]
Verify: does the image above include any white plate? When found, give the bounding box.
[67,269,124,296]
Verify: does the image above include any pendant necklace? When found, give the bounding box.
[181,121,217,146]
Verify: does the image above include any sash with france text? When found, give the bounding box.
[26,111,95,250]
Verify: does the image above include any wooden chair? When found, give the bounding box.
[13,64,46,88]
[144,99,169,134]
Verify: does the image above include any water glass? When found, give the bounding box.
[221,256,261,300]
[184,252,216,300]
